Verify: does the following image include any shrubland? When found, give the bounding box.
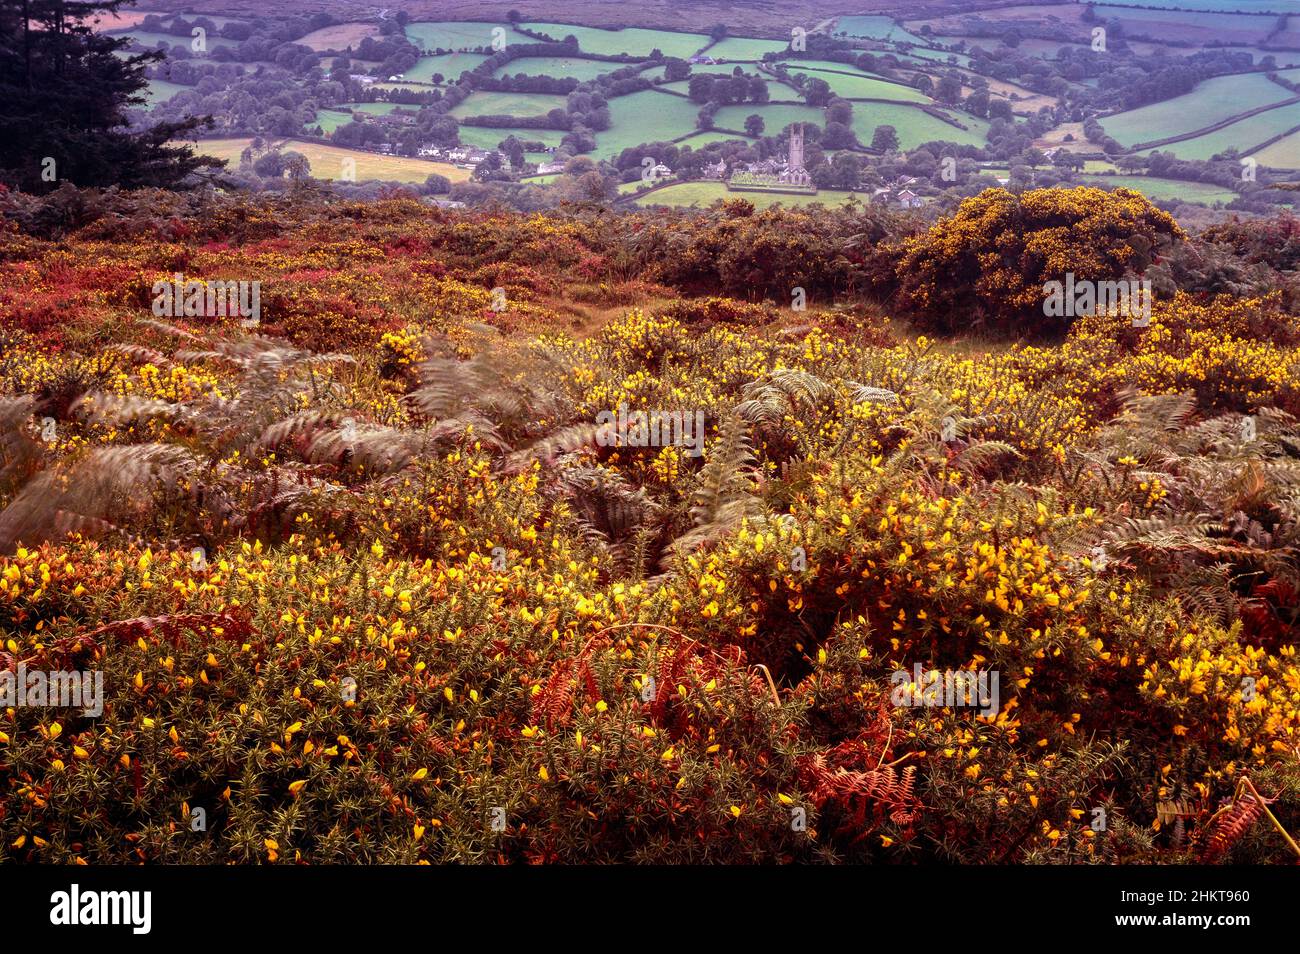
[1,185,1299,863]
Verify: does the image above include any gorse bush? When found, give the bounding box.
[1,190,1299,864]
[893,187,1185,334]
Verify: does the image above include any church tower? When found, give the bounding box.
[781,123,812,187]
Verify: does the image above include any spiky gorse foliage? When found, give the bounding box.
[2,197,1300,864]
[893,187,1185,332]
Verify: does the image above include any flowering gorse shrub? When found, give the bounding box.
[1,192,1298,864]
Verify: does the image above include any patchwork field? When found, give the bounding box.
[455,126,565,152]
[1079,173,1239,205]
[850,103,990,150]
[593,90,704,156]
[308,109,356,135]
[792,69,931,104]
[493,56,637,81]
[405,21,511,52]
[112,29,240,50]
[1253,127,1300,168]
[298,22,381,52]
[630,180,863,208]
[703,36,791,60]
[835,15,927,46]
[672,130,752,150]
[1093,6,1277,45]
[522,23,708,58]
[901,46,974,68]
[710,102,827,136]
[1139,100,1300,161]
[404,53,492,83]
[1100,73,1295,148]
[143,78,188,108]
[448,91,570,120]
[190,137,472,184]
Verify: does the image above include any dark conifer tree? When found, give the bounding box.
[0,0,219,191]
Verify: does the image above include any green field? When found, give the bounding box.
[143,79,188,107]
[903,46,973,67]
[851,103,989,149]
[835,15,927,45]
[190,138,472,184]
[772,59,879,76]
[456,126,565,152]
[403,52,491,83]
[298,22,380,52]
[371,82,437,93]
[631,180,864,209]
[710,102,825,136]
[1253,128,1300,169]
[309,109,356,135]
[405,21,512,52]
[704,36,790,60]
[593,90,704,156]
[1079,174,1239,205]
[522,23,707,58]
[673,130,752,150]
[1100,73,1294,147]
[792,69,931,103]
[449,91,569,120]
[493,56,637,81]
[113,29,239,50]
[1139,100,1300,161]
[1095,6,1274,44]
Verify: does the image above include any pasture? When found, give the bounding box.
[297,23,380,52]
[1139,100,1300,161]
[791,69,931,103]
[631,180,863,209]
[710,103,828,136]
[404,53,491,83]
[704,36,791,61]
[593,90,704,156]
[405,21,512,52]
[851,103,990,150]
[493,56,637,82]
[1079,174,1239,205]
[1099,73,1294,148]
[448,92,570,120]
[522,23,708,58]
[456,126,565,152]
[189,138,472,184]
[836,16,927,46]
[1253,128,1300,169]
[143,79,188,108]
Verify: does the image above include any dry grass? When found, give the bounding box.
[188,137,473,184]
[298,22,383,52]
